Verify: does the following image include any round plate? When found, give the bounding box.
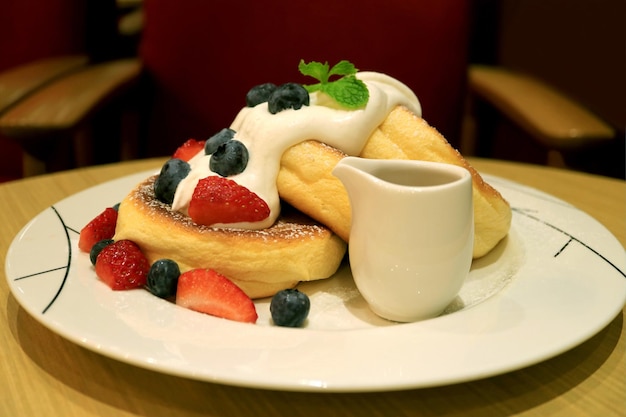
[5,171,626,392]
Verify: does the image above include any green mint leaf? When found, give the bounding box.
[298,59,369,109]
[322,76,369,109]
[303,83,322,93]
[328,60,358,78]
[298,60,330,83]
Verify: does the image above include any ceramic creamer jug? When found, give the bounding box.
[333,157,474,322]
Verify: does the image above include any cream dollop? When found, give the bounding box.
[171,72,421,228]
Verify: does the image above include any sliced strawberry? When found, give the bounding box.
[188,176,270,226]
[95,240,149,290]
[78,207,118,252]
[172,138,206,161]
[176,269,257,323]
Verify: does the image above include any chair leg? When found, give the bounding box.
[22,152,46,177]
[73,127,94,167]
[546,150,567,168]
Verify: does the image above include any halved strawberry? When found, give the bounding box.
[176,269,257,323]
[172,138,205,161]
[188,176,270,226]
[78,207,118,252]
[95,240,149,290]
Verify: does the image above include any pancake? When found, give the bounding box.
[277,106,512,258]
[113,175,347,299]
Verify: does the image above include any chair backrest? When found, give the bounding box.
[138,0,470,156]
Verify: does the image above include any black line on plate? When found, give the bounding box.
[66,225,80,235]
[554,238,573,258]
[40,206,73,314]
[14,266,67,280]
[513,207,626,279]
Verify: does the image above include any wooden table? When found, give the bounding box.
[1,157,624,417]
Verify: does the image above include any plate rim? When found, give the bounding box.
[5,171,626,392]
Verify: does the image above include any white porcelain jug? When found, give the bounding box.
[333,157,474,322]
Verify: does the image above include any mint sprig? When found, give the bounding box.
[299,60,369,109]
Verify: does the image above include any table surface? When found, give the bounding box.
[1,157,624,417]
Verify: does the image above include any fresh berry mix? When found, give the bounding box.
[146,259,180,298]
[267,83,309,114]
[176,268,258,323]
[89,238,114,265]
[154,158,191,204]
[78,188,306,326]
[270,289,311,327]
[173,138,206,162]
[210,140,249,177]
[205,128,236,155]
[188,176,270,226]
[80,202,261,322]
[95,240,150,290]
[246,82,277,107]
[78,207,118,252]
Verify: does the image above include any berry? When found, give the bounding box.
[246,82,277,107]
[89,238,114,265]
[146,259,180,298]
[205,128,235,155]
[210,140,249,177]
[154,158,191,204]
[176,269,257,323]
[188,176,270,226]
[78,207,118,253]
[95,240,150,290]
[267,83,309,114]
[270,289,310,327]
[173,138,206,162]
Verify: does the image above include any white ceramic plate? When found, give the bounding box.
[5,171,626,392]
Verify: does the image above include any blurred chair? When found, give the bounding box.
[463,0,625,178]
[0,0,89,181]
[0,56,88,180]
[0,0,472,175]
[0,0,141,178]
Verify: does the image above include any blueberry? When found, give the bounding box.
[89,239,114,265]
[112,202,121,211]
[270,289,310,327]
[205,128,236,155]
[146,259,180,298]
[246,82,277,107]
[267,83,310,114]
[210,140,249,177]
[154,158,190,204]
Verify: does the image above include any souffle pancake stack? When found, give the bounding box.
[79,60,511,324]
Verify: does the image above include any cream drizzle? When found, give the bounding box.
[171,72,421,229]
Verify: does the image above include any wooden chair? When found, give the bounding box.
[463,0,624,178]
[0,0,141,178]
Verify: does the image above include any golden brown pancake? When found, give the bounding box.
[277,106,511,258]
[114,175,347,299]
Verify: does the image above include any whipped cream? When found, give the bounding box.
[171,72,421,228]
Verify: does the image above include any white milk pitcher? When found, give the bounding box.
[333,157,474,322]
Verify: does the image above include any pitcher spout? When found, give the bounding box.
[332,157,382,203]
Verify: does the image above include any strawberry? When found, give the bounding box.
[78,207,118,253]
[176,269,257,323]
[188,176,270,226]
[172,138,205,162]
[95,240,149,290]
